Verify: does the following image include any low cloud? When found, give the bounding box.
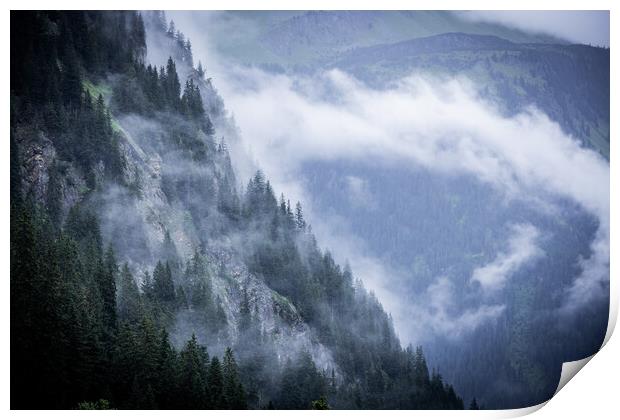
[471,224,543,292]
[217,68,609,318]
[422,276,505,339]
[563,228,610,312]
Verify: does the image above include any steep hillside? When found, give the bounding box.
[10,11,464,410]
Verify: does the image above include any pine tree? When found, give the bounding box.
[153,260,175,303]
[295,201,306,230]
[162,230,180,274]
[154,329,178,408]
[279,194,287,215]
[117,263,142,325]
[178,334,208,408]
[184,39,194,67]
[165,57,181,110]
[142,270,154,300]
[197,61,205,78]
[208,356,224,408]
[286,200,294,226]
[414,346,430,384]
[101,246,119,341]
[167,20,176,37]
[223,347,246,409]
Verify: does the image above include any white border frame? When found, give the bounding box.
[3,2,616,418]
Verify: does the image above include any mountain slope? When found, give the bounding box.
[10,10,464,410]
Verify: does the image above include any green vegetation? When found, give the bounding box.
[83,79,112,100]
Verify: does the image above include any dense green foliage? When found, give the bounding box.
[113,57,214,135]
[11,11,138,186]
[11,11,464,410]
[10,195,247,409]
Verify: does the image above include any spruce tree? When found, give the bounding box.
[153,260,175,303]
[295,201,306,230]
[208,356,224,408]
[117,263,142,325]
[223,347,246,409]
[178,334,209,409]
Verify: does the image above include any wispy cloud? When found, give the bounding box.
[471,224,543,292]
[423,276,505,338]
[217,68,609,316]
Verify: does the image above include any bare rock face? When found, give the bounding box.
[20,131,55,202]
[18,129,87,220]
[109,116,337,372]
[203,244,335,371]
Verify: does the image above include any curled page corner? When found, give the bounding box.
[495,401,548,418]
[602,286,618,347]
[496,354,597,418]
[554,355,595,397]
[498,353,599,418]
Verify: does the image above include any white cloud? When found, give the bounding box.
[563,228,610,311]
[216,68,609,317]
[422,276,505,338]
[471,224,543,292]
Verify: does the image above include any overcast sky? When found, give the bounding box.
[461,11,610,47]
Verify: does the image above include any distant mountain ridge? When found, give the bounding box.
[329,32,609,158]
[261,11,560,55]
[190,10,563,68]
[336,32,521,61]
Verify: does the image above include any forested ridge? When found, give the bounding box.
[10,11,465,409]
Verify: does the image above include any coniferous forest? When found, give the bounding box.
[10,11,467,410]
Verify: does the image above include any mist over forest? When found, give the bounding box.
[10,10,609,410]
